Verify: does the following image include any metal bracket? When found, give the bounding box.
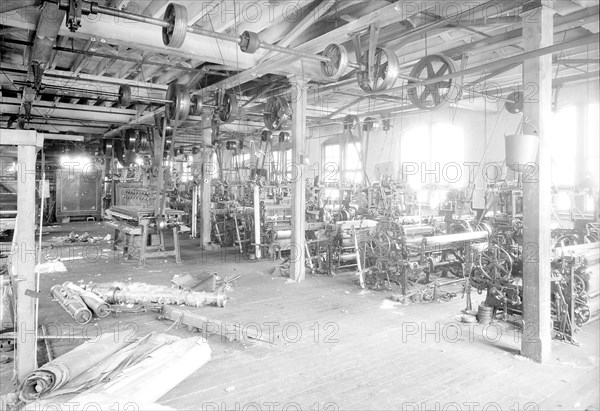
[66,0,83,32]
[24,289,42,299]
[367,23,380,81]
[350,32,362,70]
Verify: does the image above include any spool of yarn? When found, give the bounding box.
[477,304,493,324]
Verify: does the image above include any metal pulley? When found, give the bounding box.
[165,83,191,122]
[356,47,399,93]
[102,139,114,156]
[124,128,139,151]
[215,91,238,123]
[225,141,239,150]
[114,137,136,167]
[156,216,168,231]
[162,3,188,48]
[239,31,260,54]
[343,114,359,130]
[190,95,203,116]
[118,84,132,106]
[136,130,152,153]
[362,117,379,132]
[407,54,457,110]
[505,91,524,114]
[164,135,173,152]
[320,43,350,80]
[278,131,291,144]
[261,130,272,142]
[119,84,205,122]
[263,96,291,130]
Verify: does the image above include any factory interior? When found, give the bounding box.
[0,0,599,409]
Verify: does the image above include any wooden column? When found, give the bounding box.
[574,103,586,211]
[5,131,42,381]
[253,185,261,259]
[199,111,212,247]
[521,1,554,363]
[290,76,308,282]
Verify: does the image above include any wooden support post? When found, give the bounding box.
[290,75,308,282]
[521,1,554,363]
[11,131,40,382]
[253,185,261,259]
[574,104,587,211]
[199,111,212,247]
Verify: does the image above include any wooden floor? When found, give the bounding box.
[1,222,599,410]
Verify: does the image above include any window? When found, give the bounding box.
[586,103,599,193]
[272,149,292,180]
[345,142,363,184]
[321,142,363,184]
[400,123,465,188]
[550,106,577,187]
[234,152,251,168]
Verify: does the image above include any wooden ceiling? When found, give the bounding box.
[1,0,598,142]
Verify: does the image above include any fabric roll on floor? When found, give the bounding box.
[18,333,134,402]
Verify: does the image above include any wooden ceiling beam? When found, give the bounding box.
[260,0,337,62]
[200,0,451,93]
[0,8,258,68]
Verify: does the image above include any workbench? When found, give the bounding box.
[105,206,184,267]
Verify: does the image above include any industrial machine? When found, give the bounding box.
[55,162,102,221]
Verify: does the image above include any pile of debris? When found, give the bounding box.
[49,273,239,325]
[62,232,97,244]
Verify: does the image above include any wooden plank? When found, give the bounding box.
[0,62,169,90]
[260,0,338,62]
[521,2,554,363]
[290,75,307,282]
[0,129,42,147]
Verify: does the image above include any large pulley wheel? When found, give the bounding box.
[369,232,392,258]
[124,129,139,151]
[239,31,260,54]
[478,244,513,280]
[118,84,132,107]
[165,83,190,122]
[263,96,291,130]
[362,116,379,132]
[136,130,152,153]
[189,95,203,116]
[505,91,524,114]
[114,139,134,167]
[158,117,174,137]
[408,54,457,110]
[215,92,238,123]
[320,43,349,80]
[356,47,399,93]
[162,3,187,48]
[102,139,114,157]
[343,114,359,130]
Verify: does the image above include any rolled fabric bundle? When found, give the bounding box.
[62,282,111,318]
[50,285,92,324]
[274,229,292,240]
[18,333,133,402]
[85,282,227,308]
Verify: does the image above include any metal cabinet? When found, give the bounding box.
[56,169,102,219]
